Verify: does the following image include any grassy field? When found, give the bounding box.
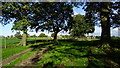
[1,38,21,47]
[1,37,120,67]
[1,37,52,47]
[2,46,28,60]
[36,40,95,67]
[35,39,120,67]
[4,42,53,66]
[5,50,37,66]
[1,37,72,47]
[2,41,53,60]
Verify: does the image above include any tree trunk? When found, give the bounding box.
[53,32,58,42]
[101,22,111,44]
[100,11,111,45]
[17,31,27,46]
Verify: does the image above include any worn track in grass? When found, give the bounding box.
[0,48,33,67]
[15,46,52,67]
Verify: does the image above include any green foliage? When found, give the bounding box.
[2,2,32,25]
[39,33,48,37]
[14,32,22,39]
[30,34,37,37]
[83,2,120,44]
[12,19,31,32]
[2,2,33,46]
[33,3,76,41]
[35,3,74,33]
[51,33,55,37]
[70,14,94,38]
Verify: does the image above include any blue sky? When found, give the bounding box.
[0,6,119,37]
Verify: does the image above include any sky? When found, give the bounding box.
[0,6,119,37]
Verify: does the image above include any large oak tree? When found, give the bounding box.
[83,2,120,45]
[34,2,75,42]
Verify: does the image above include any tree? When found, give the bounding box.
[2,2,82,44]
[35,3,75,42]
[30,34,37,37]
[10,35,14,38]
[70,14,94,38]
[51,33,55,37]
[2,2,33,46]
[14,31,22,39]
[12,19,31,46]
[39,33,47,37]
[64,35,70,39]
[83,2,120,45]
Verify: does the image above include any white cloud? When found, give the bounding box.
[74,11,79,15]
[112,28,118,31]
[111,28,119,36]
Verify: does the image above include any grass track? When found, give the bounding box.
[5,50,37,66]
[2,46,28,60]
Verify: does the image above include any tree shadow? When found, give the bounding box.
[30,39,120,67]
[57,39,120,67]
[111,38,120,48]
[27,39,52,44]
[58,39,100,47]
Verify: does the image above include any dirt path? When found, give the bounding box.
[15,46,52,67]
[0,48,33,66]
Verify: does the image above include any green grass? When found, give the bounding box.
[1,37,52,46]
[2,41,52,60]
[4,42,53,66]
[27,37,52,40]
[1,38,21,46]
[1,38,120,67]
[2,46,28,60]
[5,50,37,66]
[87,39,100,41]
[38,41,90,67]
[37,39,120,67]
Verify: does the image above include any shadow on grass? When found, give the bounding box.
[27,40,52,44]
[111,38,120,48]
[58,39,100,47]
[27,39,120,67]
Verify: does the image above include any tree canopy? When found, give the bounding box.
[83,2,120,44]
[34,2,75,41]
[70,14,94,38]
[14,31,22,39]
[2,2,33,46]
